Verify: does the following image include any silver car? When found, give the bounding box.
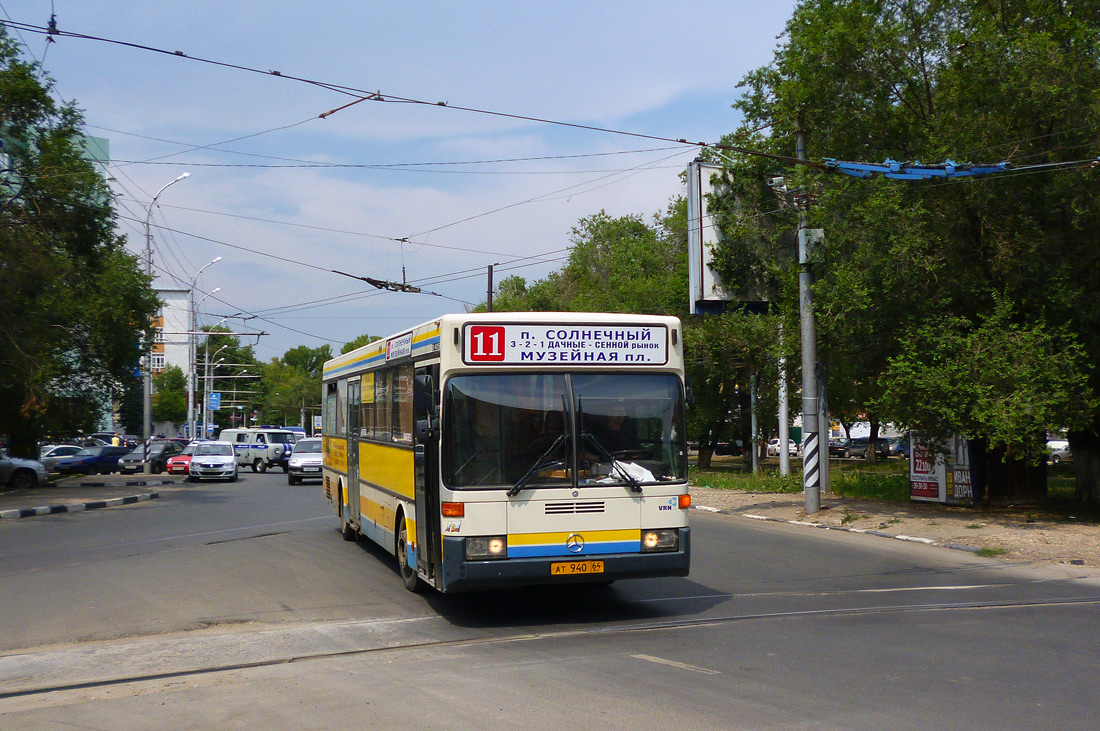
[188,442,238,482]
[1,449,51,490]
[287,438,323,485]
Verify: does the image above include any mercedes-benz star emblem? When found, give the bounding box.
[566,534,584,553]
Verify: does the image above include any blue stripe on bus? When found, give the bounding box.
[507,540,640,559]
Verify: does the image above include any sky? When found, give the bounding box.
[3,1,797,361]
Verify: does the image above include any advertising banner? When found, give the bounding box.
[910,433,978,505]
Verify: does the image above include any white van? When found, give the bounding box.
[218,428,297,473]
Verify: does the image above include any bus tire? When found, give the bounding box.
[396,515,425,593]
[340,486,356,541]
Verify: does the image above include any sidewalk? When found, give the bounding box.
[0,474,183,520]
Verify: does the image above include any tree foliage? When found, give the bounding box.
[152,365,187,425]
[0,30,159,456]
[713,0,1100,502]
[341,333,380,355]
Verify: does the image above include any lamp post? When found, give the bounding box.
[231,370,249,426]
[142,173,189,474]
[201,342,228,439]
[189,286,220,438]
[187,259,221,440]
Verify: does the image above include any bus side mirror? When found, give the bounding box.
[685,376,695,408]
[415,374,436,417]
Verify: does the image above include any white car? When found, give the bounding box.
[767,438,799,457]
[287,438,323,485]
[38,444,82,472]
[188,441,238,482]
[1047,439,1072,464]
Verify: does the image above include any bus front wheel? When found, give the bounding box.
[396,517,425,593]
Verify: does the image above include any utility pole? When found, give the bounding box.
[778,323,790,476]
[143,172,189,474]
[797,128,821,514]
[486,264,494,313]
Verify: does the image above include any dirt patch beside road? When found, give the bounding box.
[689,486,1100,569]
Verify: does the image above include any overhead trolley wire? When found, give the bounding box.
[0,18,822,170]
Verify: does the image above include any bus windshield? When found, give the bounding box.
[443,372,685,489]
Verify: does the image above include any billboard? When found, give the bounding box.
[910,434,978,505]
[687,161,733,314]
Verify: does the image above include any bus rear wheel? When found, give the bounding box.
[396,517,425,593]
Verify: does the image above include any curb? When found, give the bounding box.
[0,492,159,520]
[696,504,984,555]
[74,479,179,488]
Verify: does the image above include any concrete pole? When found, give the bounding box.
[797,129,821,514]
[818,366,831,493]
[750,373,759,473]
[142,173,188,473]
[778,323,790,476]
[187,290,195,440]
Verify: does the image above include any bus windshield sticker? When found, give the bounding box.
[465,325,668,366]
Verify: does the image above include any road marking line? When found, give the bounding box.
[631,654,721,675]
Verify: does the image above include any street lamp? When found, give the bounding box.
[143,172,190,474]
[201,343,229,438]
[188,258,221,440]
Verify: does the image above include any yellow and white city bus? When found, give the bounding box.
[321,312,691,592]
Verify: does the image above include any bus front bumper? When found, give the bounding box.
[440,527,690,592]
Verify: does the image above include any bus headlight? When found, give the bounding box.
[640,529,678,552]
[465,536,508,560]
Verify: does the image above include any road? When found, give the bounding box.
[1,471,1099,729]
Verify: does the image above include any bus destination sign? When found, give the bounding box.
[464,324,668,365]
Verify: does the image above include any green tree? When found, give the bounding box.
[0,30,159,456]
[341,333,380,355]
[714,0,1100,502]
[152,365,187,425]
[281,344,332,378]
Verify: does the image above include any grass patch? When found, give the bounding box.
[965,523,984,530]
[830,470,909,502]
[689,466,802,493]
[690,458,910,502]
[841,509,866,525]
[976,547,1009,558]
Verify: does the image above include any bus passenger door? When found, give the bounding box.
[414,366,440,584]
[347,378,361,528]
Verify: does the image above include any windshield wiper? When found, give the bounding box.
[581,432,642,493]
[508,433,568,497]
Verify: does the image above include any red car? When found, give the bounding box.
[166,443,196,475]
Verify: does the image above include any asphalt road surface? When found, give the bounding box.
[1,471,1098,729]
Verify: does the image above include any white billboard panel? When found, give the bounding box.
[687,161,733,314]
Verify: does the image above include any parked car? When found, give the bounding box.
[766,438,799,457]
[166,443,196,475]
[828,439,849,458]
[38,444,83,472]
[53,445,131,475]
[1047,439,1072,464]
[188,441,238,482]
[0,448,50,490]
[843,437,891,459]
[118,441,184,474]
[287,437,323,485]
